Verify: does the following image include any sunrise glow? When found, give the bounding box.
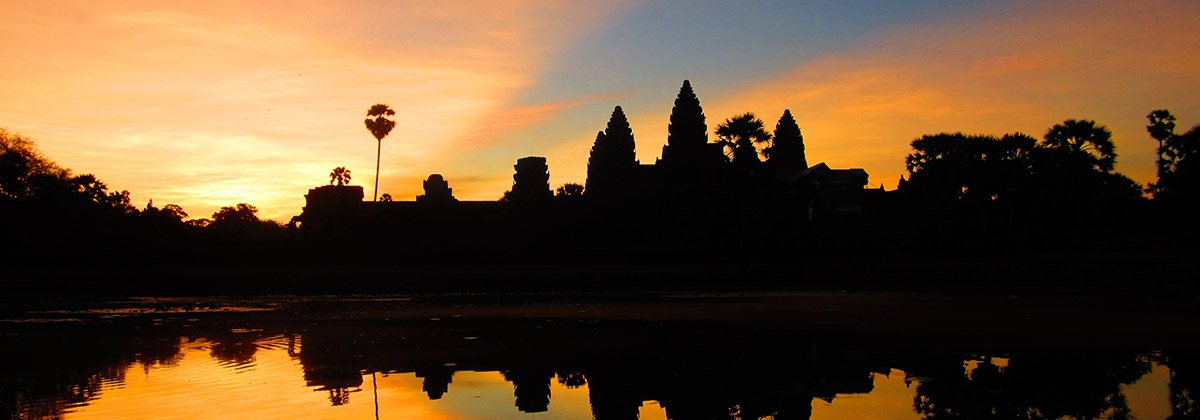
[3,0,1198,220]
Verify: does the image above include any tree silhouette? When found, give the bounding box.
[1037,119,1142,208]
[1043,119,1117,172]
[914,353,1150,420]
[1,129,69,199]
[213,203,259,223]
[555,183,583,197]
[1158,123,1200,202]
[905,133,1037,204]
[208,202,287,239]
[1147,111,1176,198]
[71,174,109,203]
[141,200,189,226]
[329,166,351,186]
[186,218,212,228]
[379,193,393,202]
[766,109,807,171]
[162,204,188,221]
[906,126,1139,209]
[715,113,771,165]
[1148,109,1177,183]
[364,103,396,202]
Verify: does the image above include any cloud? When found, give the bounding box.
[706,0,1200,189]
[0,1,630,219]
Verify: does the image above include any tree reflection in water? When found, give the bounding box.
[911,353,1154,420]
[1,298,1196,420]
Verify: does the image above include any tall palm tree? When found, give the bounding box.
[715,113,772,165]
[364,103,396,201]
[1147,109,1176,179]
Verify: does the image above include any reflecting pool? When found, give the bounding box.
[2,293,1197,419]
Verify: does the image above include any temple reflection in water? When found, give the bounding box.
[2,296,1196,420]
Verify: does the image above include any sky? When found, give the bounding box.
[3,0,1199,220]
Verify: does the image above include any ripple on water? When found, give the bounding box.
[54,335,313,420]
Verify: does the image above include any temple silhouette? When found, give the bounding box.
[295,80,881,260]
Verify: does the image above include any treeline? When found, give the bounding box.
[894,110,1200,249]
[4,104,1199,266]
[0,128,287,264]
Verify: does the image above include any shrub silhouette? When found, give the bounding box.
[329,166,351,186]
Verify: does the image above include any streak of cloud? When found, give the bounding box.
[701,0,1200,189]
[0,1,630,220]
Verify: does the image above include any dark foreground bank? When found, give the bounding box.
[4,244,1198,299]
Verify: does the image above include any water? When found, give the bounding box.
[1,294,1196,420]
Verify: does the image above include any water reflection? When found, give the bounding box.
[1,295,1196,420]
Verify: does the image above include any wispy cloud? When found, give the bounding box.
[704,0,1200,188]
[4,0,1196,220]
[0,1,629,219]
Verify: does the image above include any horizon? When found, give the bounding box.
[3,1,1200,221]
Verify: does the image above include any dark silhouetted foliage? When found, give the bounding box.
[364,104,396,142]
[0,130,135,215]
[0,129,136,214]
[209,202,287,241]
[365,103,396,202]
[139,200,190,235]
[906,119,1141,211]
[715,113,771,165]
[914,353,1151,420]
[555,183,583,197]
[1,129,69,200]
[1037,119,1141,206]
[187,218,212,228]
[1148,109,1177,186]
[1158,123,1200,203]
[1043,119,1117,172]
[902,118,1144,249]
[214,203,260,223]
[0,129,221,265]
[1145,109,1200,205]
[329,166,351,186]
[904,132,1037,204]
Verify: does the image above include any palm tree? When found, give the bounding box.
[329,166,351,186]
[1147,109,1176,181]
[715,113,772,165]
[556,183,584,197]
[1043,119,1116,172]
[364,103,396,201]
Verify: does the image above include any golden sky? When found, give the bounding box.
[2,0,1198,220]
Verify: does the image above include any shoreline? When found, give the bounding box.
[3,244,1198,299]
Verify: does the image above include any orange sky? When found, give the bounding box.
[3,0,1198,220]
